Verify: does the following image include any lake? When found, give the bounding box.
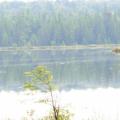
[0,46,120,120]
[0,46,120,90]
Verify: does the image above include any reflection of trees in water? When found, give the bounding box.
[0,49,120,90]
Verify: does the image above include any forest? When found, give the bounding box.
[0,0,120,46]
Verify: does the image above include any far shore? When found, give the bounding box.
[0,44,120,52]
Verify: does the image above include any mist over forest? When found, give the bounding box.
[0,1,120,119]
[0,0,120,46]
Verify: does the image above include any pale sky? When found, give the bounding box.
[0,0,119,3]
[0,0,55,3]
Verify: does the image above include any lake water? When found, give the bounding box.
[0,47,120,90]
[0,47,120,120]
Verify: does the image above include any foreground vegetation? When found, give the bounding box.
[24,66,72,120]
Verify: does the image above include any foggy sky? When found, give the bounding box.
[0,0,120,3]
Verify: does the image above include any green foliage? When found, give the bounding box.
[24,66,72,120]
[0,1,120,46]
[24,82,38,90]
[24,66,53,91]
[42,108,73,120]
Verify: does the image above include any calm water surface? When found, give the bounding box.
[0,47,120,120]
[0,47,119,90]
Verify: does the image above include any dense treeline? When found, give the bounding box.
[0,1,120,46]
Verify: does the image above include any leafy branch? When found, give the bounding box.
[24,66,72,120]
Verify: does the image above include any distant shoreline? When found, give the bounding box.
[0,44,119,52]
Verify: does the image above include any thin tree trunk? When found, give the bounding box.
[49,85,58,120]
